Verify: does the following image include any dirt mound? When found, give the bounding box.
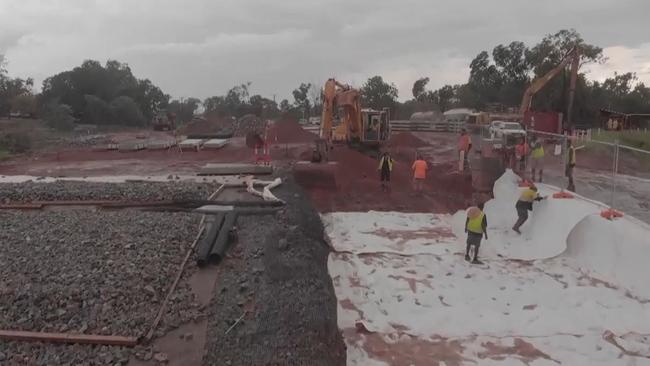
[387,132,428,148]
[268,119,317,144]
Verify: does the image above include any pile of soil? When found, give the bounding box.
[202,177,346,365]
[387,132,429,148]
[267,119,317,144]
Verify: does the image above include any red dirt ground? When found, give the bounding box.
[387,132,429,148]
[297,144,473,213]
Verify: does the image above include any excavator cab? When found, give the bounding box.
[360,108,390,146]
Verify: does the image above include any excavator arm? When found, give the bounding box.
[320,78,363,143]
[519,47,580,117]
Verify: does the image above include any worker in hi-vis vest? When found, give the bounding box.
[465,202,488,264]
[530,138,545,182]
[378,151,394,192]
[512,185,545,234]
[565,138,584,192]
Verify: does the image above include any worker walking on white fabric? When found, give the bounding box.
[512,185,545,234]
[465,203,488,264]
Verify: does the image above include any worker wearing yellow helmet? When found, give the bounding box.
[465,202,488,264]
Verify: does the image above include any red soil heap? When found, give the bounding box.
[268,118,317,144]
[387,132,428,148]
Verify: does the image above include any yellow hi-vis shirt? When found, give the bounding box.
[520,188,538,202]
[467,212,485,234]
[568,147,577,165]
[532,145,544,159]
[378,156,394,171]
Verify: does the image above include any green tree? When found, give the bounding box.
[203,95,227,115]
[41,60,168,122]
[83,95,113,124]
[412,77,430,101]
[249,95,278,118]
[279,99,291,113]
[110,96,145,126]
[10,93,37,116]
[292,83,312,117]
[167,97,201,123]
[360,76,398,111]
[0,56,33,116]
[432,85,457,112]
[44,103,75,131]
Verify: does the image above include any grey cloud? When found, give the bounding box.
[1,0,649,101]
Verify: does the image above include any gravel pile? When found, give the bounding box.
[0,181,215,203]
[202,176,346,365]
[0,209,202,365]
[234,114,266,137]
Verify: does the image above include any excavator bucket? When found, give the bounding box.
[292,161,339,190]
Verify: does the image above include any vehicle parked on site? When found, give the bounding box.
[489,121,526,139]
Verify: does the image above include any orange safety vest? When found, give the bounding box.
[515,143,530,157]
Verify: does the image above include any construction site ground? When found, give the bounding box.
[1,120,649,365]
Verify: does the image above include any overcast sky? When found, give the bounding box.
[1,0,649,102]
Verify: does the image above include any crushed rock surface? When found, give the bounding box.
[0,209,202,365]
[0,181,215,203]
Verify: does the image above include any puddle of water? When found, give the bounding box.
[128,266,219,366]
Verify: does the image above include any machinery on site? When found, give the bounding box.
[152,111,177,131]
[473,47,581,192]
[520,47,580,132]
[313,78,390,162]
[294,78,391,189]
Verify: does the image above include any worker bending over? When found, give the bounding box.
[465,203,488,264]
[512,185,545,234]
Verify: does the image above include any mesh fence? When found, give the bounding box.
[525,129,650,224]
[472,124,650,224]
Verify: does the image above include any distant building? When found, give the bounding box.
[443,108,473,122]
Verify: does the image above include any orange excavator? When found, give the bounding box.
[520,47,580,127]
[314,78,390,162]
[476,48,581,193]
[294,78,390,189]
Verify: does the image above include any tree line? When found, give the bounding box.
[1,29,648,133]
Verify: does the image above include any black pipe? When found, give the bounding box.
[196,213,225,267]
[209,212,238,264]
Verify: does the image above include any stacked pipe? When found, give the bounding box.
[196,211,238,267]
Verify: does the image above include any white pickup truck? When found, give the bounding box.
[489,121,526,139]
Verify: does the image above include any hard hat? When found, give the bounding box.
[467,206,481,219]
